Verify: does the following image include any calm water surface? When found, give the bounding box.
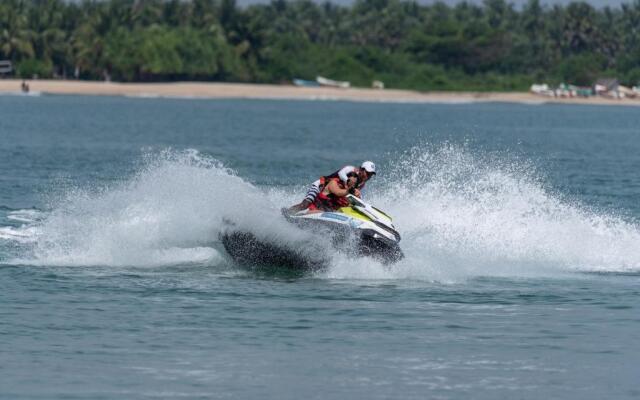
[1,94,639,399]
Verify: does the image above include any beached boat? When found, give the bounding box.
[292,78,320,87]
[316,76,350,88]
[530,83,555,97]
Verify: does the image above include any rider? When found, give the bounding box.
[308,172,359,212]
[288,161,377,213]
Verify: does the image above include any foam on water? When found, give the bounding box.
[3,146,640,278]
[355,143,640,279]
[7,209,45,223]
[3,150,303,267]
[0,226,40,243]
[0,91,42,97]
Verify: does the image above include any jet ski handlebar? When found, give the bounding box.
[346,194,365,207]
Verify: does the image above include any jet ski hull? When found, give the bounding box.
[220,227,402,271]
[220,230,328,272]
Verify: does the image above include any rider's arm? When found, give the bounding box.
[338,166,356,183]
[326,179,351,197]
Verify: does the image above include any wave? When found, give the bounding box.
[0,91,43,97]
[3,146,640,279]
[6,209,46,223]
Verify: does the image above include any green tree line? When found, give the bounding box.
[2,0,640,90]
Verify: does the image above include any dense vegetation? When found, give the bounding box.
[2,0,640,91]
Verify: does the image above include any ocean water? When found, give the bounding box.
[1,94,639,399]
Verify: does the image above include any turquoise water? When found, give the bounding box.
[1,94,639,399]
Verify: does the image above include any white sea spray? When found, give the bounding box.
[3,145,640,278]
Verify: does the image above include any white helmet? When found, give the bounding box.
[361,161,376,174]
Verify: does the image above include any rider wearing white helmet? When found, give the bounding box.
[287,161,377,213]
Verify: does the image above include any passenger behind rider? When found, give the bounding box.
[288,161,376,213]
[350,161,376,198]
[308,172,359,212]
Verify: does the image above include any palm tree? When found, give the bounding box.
[71,6,106,79]
[0,0,35,62]
[563,2,599,54]
[28,0,72,76]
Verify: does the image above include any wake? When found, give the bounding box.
[2,146,640,281]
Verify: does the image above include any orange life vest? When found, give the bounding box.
[310,178,350,211]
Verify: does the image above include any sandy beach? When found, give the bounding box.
[1,79,638,106]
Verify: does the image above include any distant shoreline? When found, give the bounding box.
[1,79,639,107]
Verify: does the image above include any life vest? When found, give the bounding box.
[310,178,351,211]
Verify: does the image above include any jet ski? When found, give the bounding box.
[283,194,403,264]
[220,195,402,271]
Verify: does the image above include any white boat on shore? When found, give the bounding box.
[292,78,319,87]
[316,76,350,88]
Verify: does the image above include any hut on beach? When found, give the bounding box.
[0,60,12,76]
[594,78,620,98]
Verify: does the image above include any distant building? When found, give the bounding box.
[594,78,620,98]
[0,60,12,76]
